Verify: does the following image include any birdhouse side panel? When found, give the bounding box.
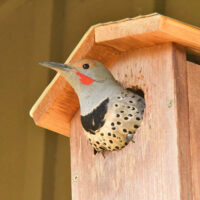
[187,61,200,200]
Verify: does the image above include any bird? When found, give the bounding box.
[40,59,145,156]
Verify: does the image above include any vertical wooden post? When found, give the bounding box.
[172,44,192,200]
[70,43,192,200]
[187,62,200,200]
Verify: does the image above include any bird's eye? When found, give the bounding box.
[82,63,90,69]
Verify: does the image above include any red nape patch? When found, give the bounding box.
[76,71,94,85]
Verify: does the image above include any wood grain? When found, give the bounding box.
[187,61,200,200]
[33,76,79,135]
[70,43,192,200]
[95,14,200,53]
[172,44,192,200]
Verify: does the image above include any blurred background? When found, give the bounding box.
[0,0,200,199]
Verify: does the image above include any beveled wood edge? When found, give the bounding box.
[159,16,200,52]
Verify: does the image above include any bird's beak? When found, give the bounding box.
[39,62,73,72]
[39,61,95,85]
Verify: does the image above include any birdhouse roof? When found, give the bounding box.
[30,13,200,137]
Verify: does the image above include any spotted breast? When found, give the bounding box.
[81,89,145,154]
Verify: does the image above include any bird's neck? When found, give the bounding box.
[77,80,122,116]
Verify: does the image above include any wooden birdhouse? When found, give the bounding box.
[30,13,200,200]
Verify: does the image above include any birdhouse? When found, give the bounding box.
[30,13,200,200]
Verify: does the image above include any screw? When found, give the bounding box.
[73,174,78,182]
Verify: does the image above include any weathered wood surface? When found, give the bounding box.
[30,13,200,136]
[187,62,200,200]
[70,43,192,200]
[95,14,200,53]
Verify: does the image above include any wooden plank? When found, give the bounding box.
[32,75,79,136]
[70,43,192,200]
[95,14,163,51]
[95,14,200,53]
[172,45,192,200]
[187,61,200,200]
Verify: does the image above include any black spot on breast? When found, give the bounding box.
[81,98,109,134]
[123,129,127,133]
[129,131,133,134]
[94,149,98,155]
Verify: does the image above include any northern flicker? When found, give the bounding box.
[40,59,145,155]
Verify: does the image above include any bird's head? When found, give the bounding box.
[40,59,118,101]
[40,59,121,115]
[40,59,115,86]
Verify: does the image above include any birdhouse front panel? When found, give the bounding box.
[70,43,192,200]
